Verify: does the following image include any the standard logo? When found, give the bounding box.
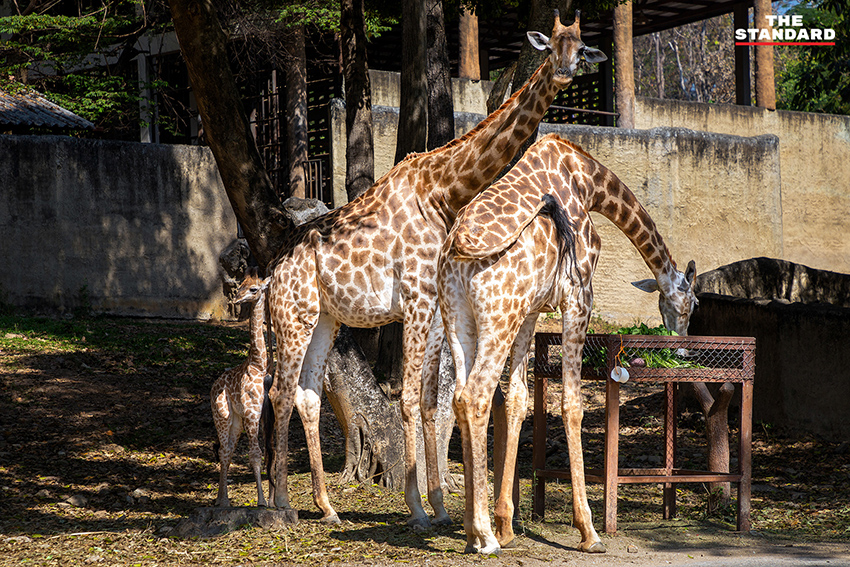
[735,14,836,45]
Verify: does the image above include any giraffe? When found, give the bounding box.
[265,12,606,528]
[438,133,698,555]
[211,267,272,508]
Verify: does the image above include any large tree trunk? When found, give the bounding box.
[340,0,374,202]
[167,0,290,270]
[394,0,427,162]
[613,0,635,128]
[426,0,454,150]
[285,25,308,199]
[692,382,735,511]
[504,0,560,169]
[376,0,429,393]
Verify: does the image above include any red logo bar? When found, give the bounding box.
[735,42,836,46]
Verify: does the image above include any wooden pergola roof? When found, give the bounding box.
[369,0,748,73]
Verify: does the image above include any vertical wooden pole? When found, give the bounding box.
[753,0,776,109]
[613,0,635,128]
[532,360,548,520]
[459,7,481,81]
[663,382,678,519]
[603,377,620,533]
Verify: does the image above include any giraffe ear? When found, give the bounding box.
[632,279,660,293]
[581,46,607,64]
[527,31,551,51]
[260,277,271,290]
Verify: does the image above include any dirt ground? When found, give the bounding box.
[1,315,848,566]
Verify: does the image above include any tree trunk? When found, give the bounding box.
[323,327,406,489]
[692,382,735,511]
[167,0,290,270]
[613,0,635,128]
[506,0,560,167]
[340,0,374,202]
[394,0,427,163]
[753,0,776,109]
[426,0,454,150]
[285,25,308,199]
[377,0,429,393]
[458,7,480,81]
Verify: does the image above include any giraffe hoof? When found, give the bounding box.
[432,513,453,526]
[478,544,501,556]
[407,515,432,531]
[580,541,607,554]
[320,513,341,525]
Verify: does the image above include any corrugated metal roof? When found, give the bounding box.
[0,89,95,130]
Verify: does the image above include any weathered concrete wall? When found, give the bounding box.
[690,259,850,441]
[0,135,237,319]
[636,97,850,276]
[539,124,783,325]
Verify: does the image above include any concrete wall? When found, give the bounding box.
[636,97,850,276]
[0,135,237,319]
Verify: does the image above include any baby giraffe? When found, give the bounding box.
[211,267,271,507]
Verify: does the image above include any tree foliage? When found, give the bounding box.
[776,0,849,115]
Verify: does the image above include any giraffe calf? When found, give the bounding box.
[211,268,271,507]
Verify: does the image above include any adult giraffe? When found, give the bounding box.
[438,133,697,554]
[266,13,606,528]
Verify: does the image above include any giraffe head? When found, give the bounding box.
[632,260,699,336]
[232,267,270,306]
[526,10,607,87]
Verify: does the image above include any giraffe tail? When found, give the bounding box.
[539,193,578,283]
[262,371,276,488]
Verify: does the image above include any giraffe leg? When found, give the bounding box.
[211,383,232,507]
[399,300,439,529]
[560,310,605,553]
[419,306,451,526]
[216,414,242,508]
[269,307,319,511]
[493,314,536,548]
[244,388,267,507]
[442,304,479,549]
[455,331,514,555]
[294,314,342,524]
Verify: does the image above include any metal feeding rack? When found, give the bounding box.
[531,333,755,533]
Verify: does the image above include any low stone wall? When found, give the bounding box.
[690,258,850,441]
[0,135,237,319]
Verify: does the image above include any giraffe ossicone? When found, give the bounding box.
[438,133,697,555]
[211,267,273,508]
[265,10,605,528]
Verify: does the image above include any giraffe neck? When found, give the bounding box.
[444,59,561,210]
[247,293,268,365]
[577,156,679,294]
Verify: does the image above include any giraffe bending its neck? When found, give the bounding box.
[267,11,606,529]
[211,267,272,508]
[438,133,697,555]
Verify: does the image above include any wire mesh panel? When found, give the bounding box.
[534,333,755,383]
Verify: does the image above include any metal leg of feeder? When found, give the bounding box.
[532,373,548,520]
[738,381,753,532]
[603,377,620,534]
[663,382,677,519]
